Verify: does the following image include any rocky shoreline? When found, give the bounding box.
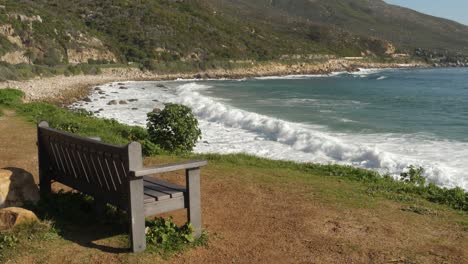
[1,59,427,105]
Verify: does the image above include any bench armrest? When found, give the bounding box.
[130,160,208,177]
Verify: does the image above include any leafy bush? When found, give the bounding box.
[147,104,201,153]
[0,89,24,106]
[145,217,207,256]
[400,165,425,186]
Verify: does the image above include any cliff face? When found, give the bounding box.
[0,7,116,65]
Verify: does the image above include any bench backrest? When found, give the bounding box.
[37,121,143,209]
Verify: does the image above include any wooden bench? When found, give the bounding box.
[37,121,207,252]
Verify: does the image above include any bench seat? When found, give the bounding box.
[143,176,185,203]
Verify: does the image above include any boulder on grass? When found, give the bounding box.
[0,168,40,208]
[0,207,38,230]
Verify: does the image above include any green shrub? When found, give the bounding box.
[147,104,201,153]
[0,89,24,106]
[145,217,207,256]
[400,165,426,186]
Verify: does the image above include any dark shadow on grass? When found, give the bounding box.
[26,190,130,253]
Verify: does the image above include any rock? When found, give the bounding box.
[117,83,125,85]
[152,108,161,114]
[152,99,159,102]
[100,96,106,99]
[193,73,203,79]
[119,86,128,90]
[98,91,105,95]
[119,100,128,105]
[83,97,92,102]
[98,108,104,111]
[0,207,38,230]
[156,84,166,88]
[131,108,138,110]
[128,99,138,102]
[107,100,118,105]
[0,168,39,209]
[94,87,102,91]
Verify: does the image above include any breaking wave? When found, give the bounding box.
[170,83,464,188]
[72,79,468,190]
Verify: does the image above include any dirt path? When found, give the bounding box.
[0,111,38,176]
[0,114,466,263]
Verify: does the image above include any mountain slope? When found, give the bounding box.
[209,0,468,55]
[0,0,467,69]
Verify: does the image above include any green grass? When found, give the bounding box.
[0,88,466,212]
[0,90,466,261]
[0,221,59,260]
[0,190,207,262]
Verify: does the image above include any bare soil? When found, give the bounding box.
[0,113,466,264]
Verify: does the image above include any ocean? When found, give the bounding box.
[72,67,468,190]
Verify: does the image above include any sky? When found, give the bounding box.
[384,0,468,26]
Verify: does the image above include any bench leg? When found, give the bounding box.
[128,178,146,253]
[38,133,51,198]
[186,168,202,238]
[38,170,51,198]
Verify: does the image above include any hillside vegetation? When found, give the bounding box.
[0,0,467,79]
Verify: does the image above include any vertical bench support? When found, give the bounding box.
[127,142,146,253]
[186,168,202,237]
[37,121,51,198]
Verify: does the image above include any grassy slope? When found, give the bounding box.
[0,112,466,262]
[0,89,467,262]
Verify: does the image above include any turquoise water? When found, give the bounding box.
[201,68,468,142]
[75,67,468,189]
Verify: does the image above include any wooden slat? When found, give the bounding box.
[144,194,156,203]
[103,153,118,191]
[39,126,127,155]
[89,151,105,188]
[96,152,112,191]
[52,141,67,174]
[144,196,186,217]
[47,140,61,173]
[64,144,79,179]
[82,147,98,185]
[75,150,91,183]
[143,185,170,201]
[69,144,87,183]
[132,160,207,176]
[143,177,185,198]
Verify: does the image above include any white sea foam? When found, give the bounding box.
[72,81,468,190]
[377,76,387,80]
[253,73,339,80]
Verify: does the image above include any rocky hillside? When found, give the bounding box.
[0,0,467,68]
